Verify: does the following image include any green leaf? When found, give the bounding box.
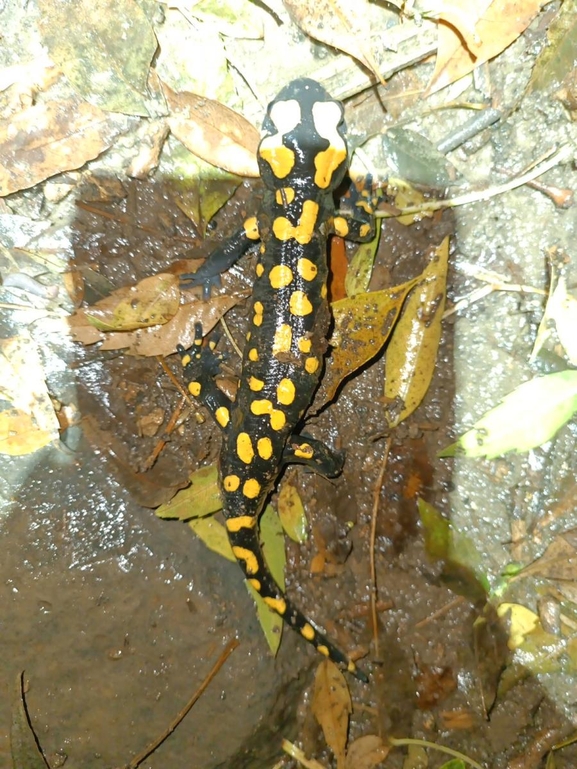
[527,0,577,93]
[156,465,222,520]
[344,223,381,297]
[441,370,577,459]
[418,499,489,602]
[11,673,50,769]
[439,761,466,769]
[188,515,235,562]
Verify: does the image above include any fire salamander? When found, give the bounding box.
[178,79,377,682]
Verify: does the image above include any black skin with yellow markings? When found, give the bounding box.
[179,79,376,682]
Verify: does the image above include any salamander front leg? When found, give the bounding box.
[283,435,345,477]
[177,322,233,430]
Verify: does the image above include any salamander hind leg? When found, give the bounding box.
[226,514,367,682]
[283,434,345,477]
[177,322,232,429]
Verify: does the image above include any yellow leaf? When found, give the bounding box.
[277,481,308,543]
[497,603,540,650]
[312,660,351,769]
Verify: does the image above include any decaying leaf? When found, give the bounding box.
[320,278,419,404]
[277,479,308,543]
[0,336,59,456]
[188,515,236,562]
[528,0,577,93]
[284,0,383,83]
[156,465,222,520]
[312,660,352,769]
[418,498,489,602]
[345,734,390,769]
[426,0,547,95]
[384,237,448,428]
[39,0,158,115]
[163,80,259,177]
[440,370,577,459]
[11,673,50,769]
[521,533,577,582]
[0,99,128,196]
[344,224,381,297]
[73,273,180,333]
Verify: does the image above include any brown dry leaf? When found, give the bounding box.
[0,337,59,455]
[384,237,448,428]
[426,0,546,95]
[163,81,259,177]
[72,273,180,333]
[521,534,577,581]
[284,0,383,83]
[312,660,352,769]
[70,291,247,356]
[319,278,419,404]
[0,99,129,196]
[345,735,390,769]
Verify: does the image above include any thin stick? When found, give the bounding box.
[123,638,239,769]
[370,438,391,661]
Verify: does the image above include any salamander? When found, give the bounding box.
[178,78,376,682]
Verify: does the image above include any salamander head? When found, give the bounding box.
[258,78,349,193]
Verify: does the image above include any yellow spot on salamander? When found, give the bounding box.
[188,381,201,397]
[257,436,273,460]
[347,661,358,674]
[317,644,330,657]
[273,324,292,355]
[333,216,349,237]
[243,478,261,498]
[297,257,317,281]
[264,596,287,614]
[248,577,261,591]
[256,263,264,277]
[272,200,319,244]
[223,474,240,492]
[314,147,347,189]
[320,284,327,298]
[244,216,260,240]
[232,546,259,575]
[226,515,256,532]
[277,378,296,406]
[253,300,264,327]
[297,337,312,354]
[311,101,347,189]
[216,406,230,427]
[181,353,191,366]
[360,223,372,238]
[305,357,319,374]
[248,348,259,362]
[294,443,314,459]
[289,290,313,316]
[251,398,273,416]
[259,145,295,179]
[248,376,265,391]
[301,622,316,641]
[275,187,295,205]
[269,264,293,289]
[270,409,286,431]
[237,432,255,464]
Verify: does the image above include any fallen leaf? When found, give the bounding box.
[0,336,59,455]
[384,237,448,428]
[39,0,158,115]
[344,224,381,297]
[156,465,222,520]
[345,735,390,769]
[426,0,547,95]
[521,534,577,581]
[163,80,259,177]
[277,480,308,543]
[318,278,419,405]
[440,370,577,458]
[527,0,577,93]
[0,99,129,196]
[312,660,351,769]
[75,273,180,332]
[497,603,540,650]
[284,0,384,83]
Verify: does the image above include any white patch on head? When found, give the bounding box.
[312,101,346,153]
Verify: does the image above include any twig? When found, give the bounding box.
[389,736,484,769]
[122,638,239,769]
[370,438,391,661]
[376,143,573,219]
[282,739,328,769]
